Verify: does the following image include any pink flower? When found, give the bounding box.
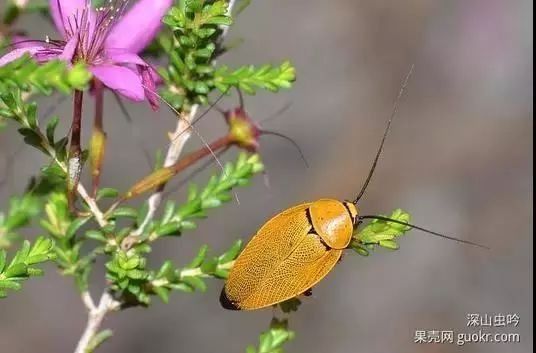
[0,0,173,109]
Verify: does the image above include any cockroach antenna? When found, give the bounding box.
[236,86,245,109]
[350,65,489,249]
[358,215,490,249]
[258,102,293,125]
[353,64,414,204]
[233,88,309,168]
[191,91,228,126]
[258,129,309,168]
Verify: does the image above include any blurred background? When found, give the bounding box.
[0,0,533,352]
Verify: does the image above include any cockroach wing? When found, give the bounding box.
[223,203,312,309]
[239,233,342,310]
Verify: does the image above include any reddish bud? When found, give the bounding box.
[225,107,261,152]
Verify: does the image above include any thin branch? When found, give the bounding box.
[77,183,106,227]
[81,291,97,312]
[74,292,120,353]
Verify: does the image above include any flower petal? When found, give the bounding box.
[90,64,144,101]
[0,46,48,66]
[49,0,92,37]
[148,63,163,85]
[105,0,173,53]
[58,34,79,62]
[103,50,161,109]
[10,36,66,62]
[11,35,37,49]
[139,65,160,110]
[105,50,148,66]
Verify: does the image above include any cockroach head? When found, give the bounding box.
[343,201,359,225]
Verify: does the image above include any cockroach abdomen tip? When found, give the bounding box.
[220,288,241,310]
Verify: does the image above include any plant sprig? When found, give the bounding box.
[0,85,82,174]
[247,318,295,353]
[214,61,296,94]
[150,239,243,302]
[41,192,95,292]
[160,0,295,110]
[0,236,55,298]
[104,239,243,306]
[0,194,41,249]
[0,55,91,95]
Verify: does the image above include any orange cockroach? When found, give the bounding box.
[220,66,487,311]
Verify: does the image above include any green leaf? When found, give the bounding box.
[214,61,296,96]
[1,194,41,234]
[25,103,38,129]
[352,209,411,254]
[155,222,183,237]
[66,217,90,239]
[153,286,170,303]
[127,269,147,280]
[249,319,295,353]
[136,204,149,228]
[109,207,138,219]
[200,257,218,274]
[157,260,174,278]
[378,239,399,250]
[85,230,107,242]
[96,188,119,200]
[181,276,207,292]
[86,329,113,353]
[67,63,93,88]
[0,280,22,290]
[205,16,233,26]
[10,240,30,267]
[0,251,6,272]
[218,239,243,264]
[3,263,27,277]
[46,116,59,143]
[161,201,176,224]
[188,245,208,268]
[124,257,141,270]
